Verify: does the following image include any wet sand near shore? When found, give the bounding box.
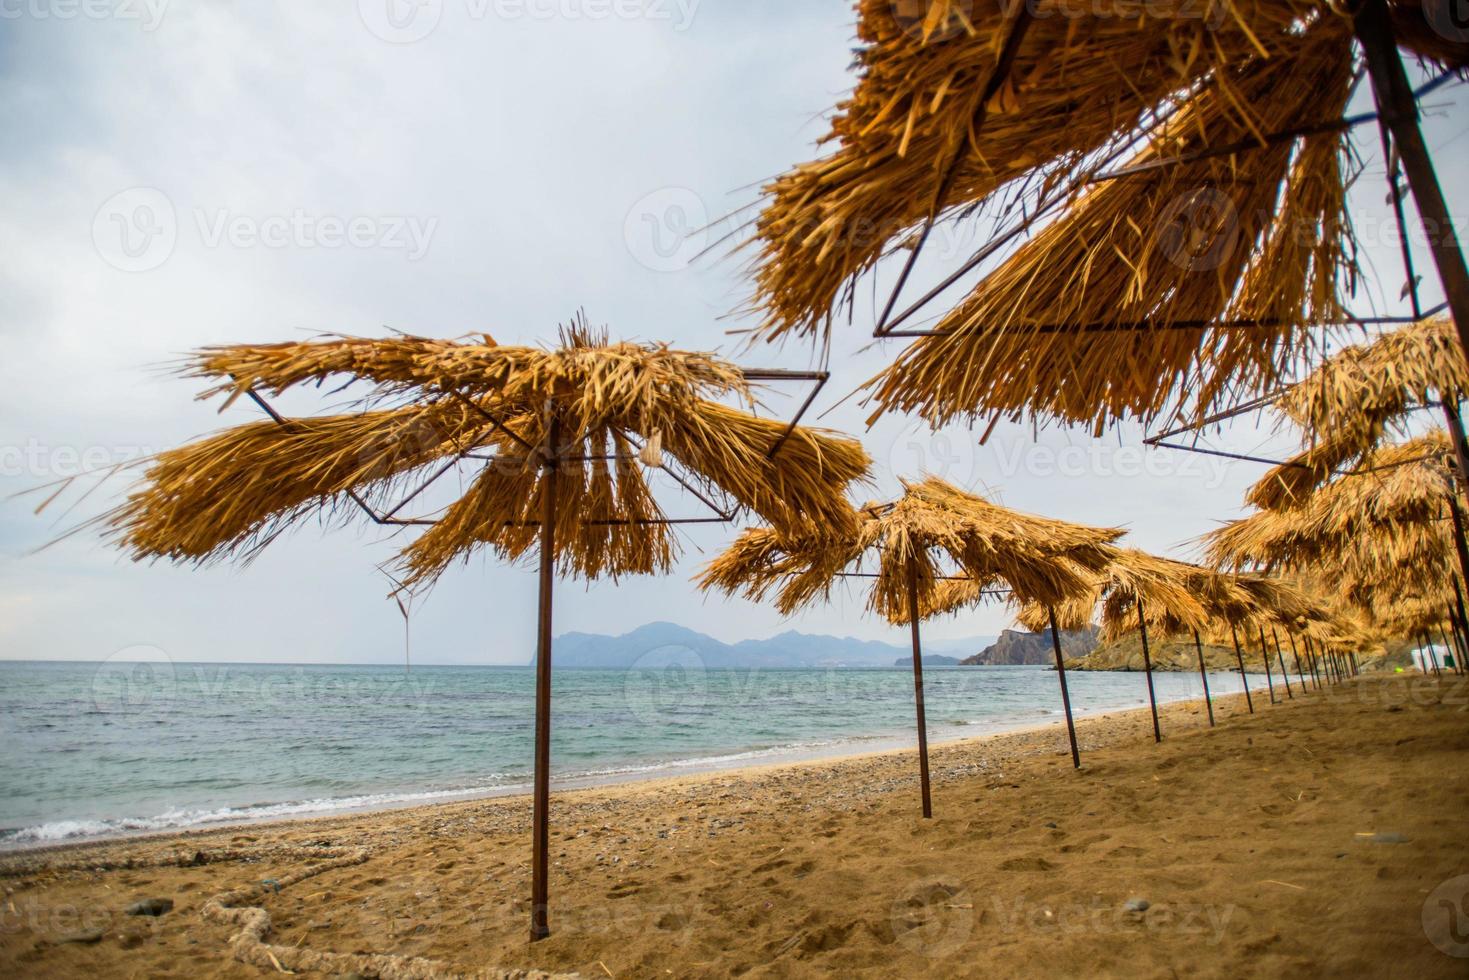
[2,672,1467,978]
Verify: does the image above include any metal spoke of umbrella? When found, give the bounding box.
[872,68,1459,339]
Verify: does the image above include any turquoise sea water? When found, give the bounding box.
[0,659,1247,847]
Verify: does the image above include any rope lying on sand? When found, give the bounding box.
[2,843,578,980]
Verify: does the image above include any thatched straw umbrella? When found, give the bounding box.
[699,476,1122,802]
[1015,549,1208,739]
[864,22,1358,434]
[742,1,1467,437]
[1205,433,1465,648]
[1252,316,1469,505]
[77,319,871,941]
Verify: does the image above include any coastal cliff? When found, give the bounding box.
[961,626,1099,666]
[1066,631,1240,672]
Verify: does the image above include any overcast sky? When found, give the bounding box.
[2,3,1465,665]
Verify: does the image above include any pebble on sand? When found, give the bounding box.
[125,898,174,917]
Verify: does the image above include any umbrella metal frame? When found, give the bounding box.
[241,369,831,942]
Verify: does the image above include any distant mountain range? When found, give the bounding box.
[535,622,999,669]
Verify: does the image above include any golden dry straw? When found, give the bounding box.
[697,475,1122,624]
[1008,547,1281,641]
[83,317,872,587]
[745,0,1371,345]
[1252,316,1469,505]
[1205,432,1455,576]
[864,20,1357,433]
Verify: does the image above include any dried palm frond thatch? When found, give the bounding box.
[698,476,1122,624]
[1011,548,1254,641]
[700,474,1126,786]
[1270,315,1467,465]
[1204,432,1455,574]
[94,318,872,585]
[73,315,873,944]
[745,0,1381,344]
[863,22,1358,433]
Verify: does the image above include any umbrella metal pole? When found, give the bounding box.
[1447,495,1469,610]
[1231,624,1253,714]
[1192,630,1215,727]
[1138,601,1162,741]
[1439,405,1469,511]
[1438,622,1456,677]
[1049,607,1081,769]
[1449,606,1469,675]
[530,419,560,942]
[1271,628,1294,699]
[1353,0,1469,370]
[1448,600,1468,674]
[1259,626,1278,704]
[906,560,933,819]
[1451,576,1469,673]
[1286,632,1309,692]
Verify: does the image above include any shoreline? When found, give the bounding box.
[1,679,1235,855]
[4,673,1466,978]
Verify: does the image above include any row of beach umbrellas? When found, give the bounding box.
[34,0,1469,945]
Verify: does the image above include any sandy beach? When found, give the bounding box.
[2,671,1466,978]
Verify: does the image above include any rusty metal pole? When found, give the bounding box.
[1442,405,1469,509]
[1259,626,1278,704]
[907,558,933,819]
[1437,622,1456,677]
[1447,596,1469,674]
[1450,577,1469,673]
[530,414,560,942]
[1353,0,1469,370]
[1448,604,1469,675]
[1286,632,1309,692]
[1137,601,1162,741]
[1271,627,1294,699]
[1192,628,1216,728]
[1049,607,1081,769]
[1230,623,1253,714]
